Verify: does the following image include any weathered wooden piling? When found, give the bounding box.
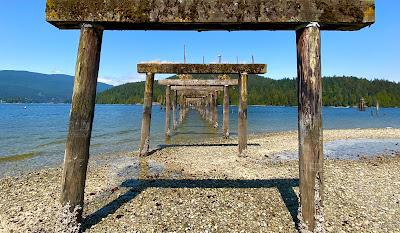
[139,72,155,156]
[165,85,171,137]
[61,24,103,222]
[209,93,214,124]
[238,73,248,154]
[359,97,366,111]
[211,91,218,128]
[212,91,218,128]
[296,24,324,231]
[223,85,230,138]
[173,90,177,131]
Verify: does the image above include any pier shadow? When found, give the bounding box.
[146,143,261,156]
[82,178,299,231]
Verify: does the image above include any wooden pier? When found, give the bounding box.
[139,63,266,156]
[46,0,375,231]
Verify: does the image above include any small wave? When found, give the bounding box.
[0,152,40,163]
[36,140,65,148]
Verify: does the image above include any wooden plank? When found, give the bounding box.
[138,64,266,74]
[165,86,171,137]
[46,0,375,31]
[139,73,155,156]
[61,24,103,223]
[171,86,224,91]
[223,86,230,139]
[238,73,248,154]
[297,25,324,231]
[158,79,238,86]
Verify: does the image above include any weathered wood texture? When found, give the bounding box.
[238,73,248,154]
[171,86,224,91]
[212,92,218,128]
[297,25,324,231]
[61,25,103,222]
[138,64,266,74]
[223,86,230,139]
[165,86,171,137]
[158,79,238,86]
[173,90,177,131]
[139,73,155,156]
[46,0,375,31]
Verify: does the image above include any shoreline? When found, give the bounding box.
[1,128,400,232]
[1,127,400,178]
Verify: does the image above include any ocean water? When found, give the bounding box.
[0,104,399,177]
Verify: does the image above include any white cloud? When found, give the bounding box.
[51,69,63,74]
[98,74,146,86]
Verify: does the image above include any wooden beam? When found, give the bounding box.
[297,24,324,231]
[139,73,155,156]
[61,24,103,223]
[176,90,215,96]
[158,79,238,86]
[223,86,230,139]
[138,64,266,74]
[46,0,375,31]
[171,86,224,91]
[165,86,171,138]
[238,73,248,154]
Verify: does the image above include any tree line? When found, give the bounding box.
[96,75,400,107]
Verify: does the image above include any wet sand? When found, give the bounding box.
[0,129,399,232]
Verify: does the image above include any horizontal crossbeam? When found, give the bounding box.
[138,64,266,74]
[46,0,375,31]
[158,79,238,86]
[171,86,224,91]
[178,90,217,96]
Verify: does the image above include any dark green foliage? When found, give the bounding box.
[0,70,112,103]
[96,75,400,107]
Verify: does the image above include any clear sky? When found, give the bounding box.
[0,0,399,85]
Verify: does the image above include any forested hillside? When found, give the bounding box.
[96,75,400,107]
[0,70,112,103]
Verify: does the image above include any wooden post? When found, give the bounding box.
[238,72,248,154]
[209,94,213,124]
[139,72,155,156]
[179,94,183,124]
[165,86,171,138]
[61,24,103,222]
[173,90,177,131]
[223,85,230,138]
[297,23,324,232]
[212,91,218,128]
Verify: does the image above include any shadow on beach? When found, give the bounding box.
[82,153,299,231]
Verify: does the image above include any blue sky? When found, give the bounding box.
[0,0,399,85]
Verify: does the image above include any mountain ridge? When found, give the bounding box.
[0,70,113,103]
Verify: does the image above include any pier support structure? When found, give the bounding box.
[47,1,374,230]
[61,24,103,222]
[238,73,248,154]
[173,90,178,131]
[165,85,171,138]
[297,24,324,231]
[139,72,155,156]
[223,85,230,139]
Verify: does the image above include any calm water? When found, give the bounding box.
[0,104,399,176]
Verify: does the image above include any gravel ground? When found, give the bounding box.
[0,129,399,232]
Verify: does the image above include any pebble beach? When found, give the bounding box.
[1,128,399,232]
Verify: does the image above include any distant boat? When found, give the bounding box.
[24,106,27,109]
